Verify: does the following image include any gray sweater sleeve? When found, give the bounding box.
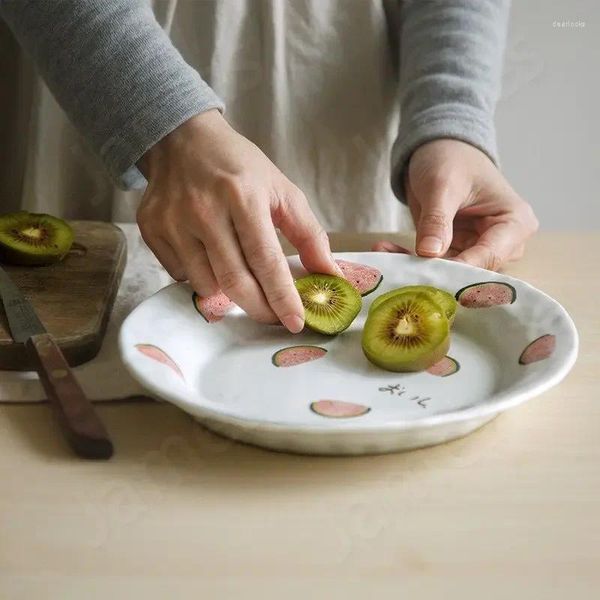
[0,0,224,189]
[391,0,510,201]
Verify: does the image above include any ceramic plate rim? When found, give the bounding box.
[119,252,579,434]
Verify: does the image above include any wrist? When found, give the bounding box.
[138,109,226,179]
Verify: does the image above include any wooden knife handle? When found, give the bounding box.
[25,333,113,459]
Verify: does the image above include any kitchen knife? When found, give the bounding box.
[0,265,113,459]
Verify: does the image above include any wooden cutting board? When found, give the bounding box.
[0,221,126,370]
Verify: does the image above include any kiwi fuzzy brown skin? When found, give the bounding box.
[362,292,450,372]
[294,273,362,335]
[0,211,74,266]
[370,285,457,326]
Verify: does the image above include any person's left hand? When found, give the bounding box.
[373,139,539,271]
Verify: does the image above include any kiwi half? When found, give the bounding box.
[295,274,362,335]
[362,291,450,372]
[0,211,74,266]
[370,285,457,326]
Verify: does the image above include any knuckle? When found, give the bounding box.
[301,224,328,247]
[188,196,217,226]
[218,269,249,296]
[274,186,308,222]
[420,212,449,231]
[481,246,502,271]
[287,186,308,206]
[266,284,296,308]
[214,174,247,204]
[248,243,282,277]
[514,199,539,235]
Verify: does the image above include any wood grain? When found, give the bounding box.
[0,221,126,370]
[0,231,598,598]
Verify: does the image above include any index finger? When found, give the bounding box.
[274,190,343,277]
[232,203,305,334]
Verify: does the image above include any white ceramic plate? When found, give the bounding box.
[119,252,578,455]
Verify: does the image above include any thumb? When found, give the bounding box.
[414,178,463,258]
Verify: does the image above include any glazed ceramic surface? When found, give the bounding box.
[119,252,578,455]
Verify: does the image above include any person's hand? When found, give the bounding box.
[374,139,538,270]
[137,109,340,333]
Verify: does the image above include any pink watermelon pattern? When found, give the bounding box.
[519,334,556,365]
[272,345,327,367]
[310,400,370,418]
[193,291,235,322]
[135,344,183,379]
[455,281,516,308]
[427,355,460,377]
[336,259,383,296]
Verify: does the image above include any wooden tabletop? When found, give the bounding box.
[1,232,598,598]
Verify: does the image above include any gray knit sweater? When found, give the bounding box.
[0,0,509,197]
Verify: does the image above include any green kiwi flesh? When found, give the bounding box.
[370,285,457,326]
[295,274,362,335]
[0,211,74,266]
[362,291,450,372]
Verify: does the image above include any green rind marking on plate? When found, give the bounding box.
[271,345,328,367]
[442,356,460,376]
[361,274,384,297]
[455,281,517,304]
[518,334,555,365]
[309,401,371,418]
[192,292,209,323]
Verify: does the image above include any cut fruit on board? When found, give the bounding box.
[193,291,235,322]
[519,334,556,365]
[455,281,516,308]
[310,400,370,418]
[272,345,327,367]
[0,211,74,265]
[427,355,460,377]
[336,259,383,296]
[135,344,183,379]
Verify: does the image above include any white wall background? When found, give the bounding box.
[498,0,598,230]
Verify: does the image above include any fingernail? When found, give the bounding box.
[418,236,443,256]
[282,314,304,334]
[331,256,344,276]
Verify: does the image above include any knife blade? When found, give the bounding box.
[0,265,113,459]
[0,266,46,341]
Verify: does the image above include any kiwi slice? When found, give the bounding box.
[370,285,457,325]
[0,211,74,266]
[362,291,450,372]
[295,274,362,335]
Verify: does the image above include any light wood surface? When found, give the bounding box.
[0,232,598,599]
[0,221,126,370]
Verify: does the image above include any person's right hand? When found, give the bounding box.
[137,109,340,333]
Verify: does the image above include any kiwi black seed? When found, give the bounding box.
[295,274,362,335]
[0,211,74,266]
[362,291,450,372]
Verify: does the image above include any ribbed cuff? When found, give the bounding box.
[390,106,499,203]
